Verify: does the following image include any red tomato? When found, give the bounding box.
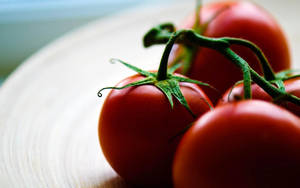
[173,100,300,188]
[99,73,212,187]
[219,77,300,116]
[170,1,290,104]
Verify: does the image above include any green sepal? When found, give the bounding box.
[273,80,285,92]
[155,79,196,118]
[170,80,197,117]
[275,69,300,79]
[269,69,300,92]
[98,77,155,97]
[110,58,155,77]
[167,63,182,74]
[275,69,300,82]
[283,74,300,81]
[171,75,216,90]
[155,80,175,109]
[99,58,214,117]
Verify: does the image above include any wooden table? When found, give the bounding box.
[0,0,299,187]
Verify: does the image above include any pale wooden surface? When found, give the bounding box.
[0,0,299,187]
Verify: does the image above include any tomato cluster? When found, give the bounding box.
[169,1,290,104]
[98,1,300,188]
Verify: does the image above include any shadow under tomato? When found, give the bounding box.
[96,176,139,188]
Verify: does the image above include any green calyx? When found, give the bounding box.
[275,69,300,81]
[99,30,214,118]
[98,59,213,118]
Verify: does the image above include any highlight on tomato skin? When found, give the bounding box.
[98,73,212,188]
[218,77,300,117]
[169,1,291,104]
[172,100,300,188]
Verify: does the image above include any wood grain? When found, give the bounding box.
[0,0,299,187]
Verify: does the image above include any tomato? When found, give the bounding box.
[173,100,300,188]
[98,73,212,187]
[219,77,300,116]
[169,1,290,104]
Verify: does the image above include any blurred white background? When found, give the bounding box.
[0,0,172,84]
[0,0,299,85]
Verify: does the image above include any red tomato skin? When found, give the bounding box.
[219,77,300,117]
[99,73,212,187]
[170,1,290,104]
[173,100,300,188]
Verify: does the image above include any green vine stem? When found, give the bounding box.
[220,47,252,99]
[144,28,300,106]
[157,32,179,80]
[144,23,276,81]
[223,37,286,92]
[224,37,276,81]
[186,30,300,105]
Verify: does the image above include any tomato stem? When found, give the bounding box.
[157,32,179,80]
[220,48,252,99]
[224,38,276,81]
[143,26,300,106]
